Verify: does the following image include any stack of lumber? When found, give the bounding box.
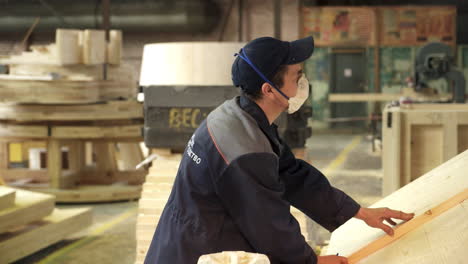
[198,251,269,264]
[135,149,181,264]
[135,149,311,263]
[0,29,144,203]
[0,186,92,263]
[0,29,134,104]
[326,149,468,264]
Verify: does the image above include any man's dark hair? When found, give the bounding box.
[242,65,288,101]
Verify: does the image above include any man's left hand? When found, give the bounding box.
[354,207,414,236]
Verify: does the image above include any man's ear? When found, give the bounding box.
[260,82,275,99]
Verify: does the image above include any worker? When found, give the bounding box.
[144,36,414,264]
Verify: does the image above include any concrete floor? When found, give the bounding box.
[14,132,383,264]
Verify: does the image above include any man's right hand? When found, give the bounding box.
[317,255,348,264]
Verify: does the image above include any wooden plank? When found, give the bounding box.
[0,187,15,211]
[0,100,142,122]
[107,30,122,65]
[0,188,55,234]
[78,170,146,185]
[0,169,48,183]
[347,189,468,264]
[0,124,47,138]
[56,29,83,65]
[29,184,141,203]
[9,64,103,81]
[382,109,401,195]
[327,149,468,261]
[47,139,62,189]
[0,79,99,104]
[0,207,92,264]
[51,125,142,139]
[83,30,106,65]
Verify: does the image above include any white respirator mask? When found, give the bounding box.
[287,74,309,114]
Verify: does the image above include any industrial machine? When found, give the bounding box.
[139,42,312,150]
[414,42,466,103]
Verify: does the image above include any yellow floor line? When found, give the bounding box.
[38,207,138,264]
[322,135,363,176]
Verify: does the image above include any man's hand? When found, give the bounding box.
[355,207,414,236]
[317,255,348,264]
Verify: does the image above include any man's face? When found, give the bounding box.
[272,63,303,111]
[280,63,303,98]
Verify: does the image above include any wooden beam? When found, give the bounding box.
[107,30,122,65]
[0,207,92,264]
[79,170,147,185]
[0,100,142,122]
[47,139,62,189]
[83,29,106,65]
[347,189,468,264]
[56,29,82,65]
[0,124,47,138]
[8,64,103,81]
[29,185,141,203]
[51,125,142,139]
[0,187,15,210]
[0,188,55,234]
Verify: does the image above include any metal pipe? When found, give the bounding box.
[0,0,220,33]
[238,0,244,41]
[274,0,281,39]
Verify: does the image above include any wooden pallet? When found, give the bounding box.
[382,103,468,195]
[327,149,468,264]
[0,207,92,263]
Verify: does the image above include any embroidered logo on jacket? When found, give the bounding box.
[186,135,202,164]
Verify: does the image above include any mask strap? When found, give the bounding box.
[234,49,290,100]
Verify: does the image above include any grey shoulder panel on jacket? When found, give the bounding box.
[207,97,274,163]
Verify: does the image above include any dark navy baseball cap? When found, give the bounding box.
[232,36,314,94]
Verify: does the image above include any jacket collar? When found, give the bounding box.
[238,95,281,155]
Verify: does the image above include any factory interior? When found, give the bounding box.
[0,0,467,263]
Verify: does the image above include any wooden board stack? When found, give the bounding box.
[0,29,145,203]
[135,149,181,264]
[326,149,468,264]
[0,29,133,104]
[0,186,92,263]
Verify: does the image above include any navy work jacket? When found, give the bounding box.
[144,95,360,264]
